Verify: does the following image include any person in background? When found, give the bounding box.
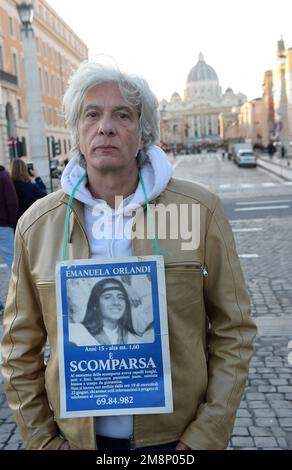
[281,145,286,159]
[267,142,275,159]
[0,164,19,310]
[11,159,47,221]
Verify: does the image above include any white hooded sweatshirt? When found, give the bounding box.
[61,145,173,439]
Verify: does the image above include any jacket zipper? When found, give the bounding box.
[93,419,97,450]
[166,262,208,277]
[202,265,208,277]
[129,433,136,450]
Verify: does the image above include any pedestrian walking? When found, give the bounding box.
[10,158,47,221]
[281,145,286,159]
[0,164,19,310]
[267,142,275,159]
[1,60,256,451]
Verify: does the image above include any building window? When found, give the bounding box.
[51,74,55,96]
[39,67,43,90]
[48,107,52,125]
[63,139,67,154]
[21,58,25,84]
[12,52,18,76]
[56,77,60,98]
[17,98,22,119]
[9,17,14,36]
[0,45,4,69]
[53,110,56,127]
[22,137,27,156]
[45,71,49,95]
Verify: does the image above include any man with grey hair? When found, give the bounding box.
[2,60,256,451]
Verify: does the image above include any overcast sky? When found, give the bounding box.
[47,0,292,102]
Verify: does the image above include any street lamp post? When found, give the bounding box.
[17,2,49,186]
[277,55,290,161]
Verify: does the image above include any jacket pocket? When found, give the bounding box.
[165,261,208,277]
[35,281,57,345]
[165,261,207,332]
[165,261,207,303]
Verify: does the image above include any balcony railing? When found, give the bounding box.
[0,70,18,86]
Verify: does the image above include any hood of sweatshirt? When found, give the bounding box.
[61,145,173,213]
[60,145,173,258]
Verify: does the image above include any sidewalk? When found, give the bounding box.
[257,154,292,181]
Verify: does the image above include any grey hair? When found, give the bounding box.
[63,60,160,167]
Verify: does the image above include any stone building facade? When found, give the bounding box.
[0,0,88,166]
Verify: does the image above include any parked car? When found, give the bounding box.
[235,150,257,168]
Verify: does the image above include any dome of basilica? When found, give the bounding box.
[187,52,218,83]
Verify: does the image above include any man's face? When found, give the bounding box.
[78,82,141,174]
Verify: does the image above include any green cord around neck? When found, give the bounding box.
[61,171,87,261]
[138,170,172,257]
[61,169,171,261]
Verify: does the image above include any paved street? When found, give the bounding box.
[174,152,292,449]
[1,151,292,450]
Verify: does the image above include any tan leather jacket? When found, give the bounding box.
[1,178,257,450]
